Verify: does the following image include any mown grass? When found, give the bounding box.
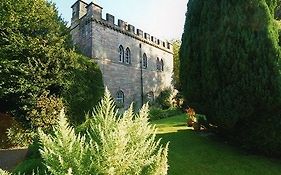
[152,114,281,175]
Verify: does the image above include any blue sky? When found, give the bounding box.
[50,0,187,40]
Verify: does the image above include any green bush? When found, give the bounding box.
[7,123,36,147]
[25,140,42,159]
[0,113,16,148]
[62,54,104,125]
[149,107,182,121]
[12,140,47,175]
[155,89,173,109]
[12,159,46,175]
[28,91,64,131]
[38,89,169,175]
[7,91,63,146]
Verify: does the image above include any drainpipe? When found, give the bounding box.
[140,43,144,106]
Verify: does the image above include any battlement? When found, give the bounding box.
[71,0,173,52]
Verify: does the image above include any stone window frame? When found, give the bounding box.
[143,53,148,69]
[119,45,124,63]
[125,47,131,64]
[156,57,164,71]
[156,57,160,71]
[160,59,164,71]
[116,90,124,107]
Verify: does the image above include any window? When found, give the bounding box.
[156,58,164,71]
[161,59,164,71]
[147,91,154,102]
[143,53,147,69]
[156,57,160,71]
[119,45,124,62]
[125,47,131,64]
[116,90,124,106]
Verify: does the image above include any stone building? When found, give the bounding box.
[70,0,174,108]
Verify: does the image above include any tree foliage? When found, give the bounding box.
[0,0,103,127]
[180,0,281,156]
[171,40,181,90]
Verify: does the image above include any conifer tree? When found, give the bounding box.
[39,89,169,175]
[180,0,281,155]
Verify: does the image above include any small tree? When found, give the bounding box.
[38,89,169,175]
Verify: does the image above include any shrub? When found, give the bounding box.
[12,140,48,175]
[185,108,208,131]
[149,107,182,121]
[38,89,169,175]
[12,159,46,175]
[6,91,63,147]
[62,54,104,125]
[0,113,16,148]
[7,125,35,147]
[155,89,173,109]
[27,91,64,131]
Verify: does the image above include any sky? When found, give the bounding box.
[50,0,187,40]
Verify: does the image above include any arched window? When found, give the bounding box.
[125,47,131,64]
[156,57,160,71]
[119,45,124,62]
[160,59,164,71]
[143,53,147,69]
[116,90,124,106]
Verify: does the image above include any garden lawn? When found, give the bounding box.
[152,114,281,175]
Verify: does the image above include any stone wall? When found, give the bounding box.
[70,0,174,108]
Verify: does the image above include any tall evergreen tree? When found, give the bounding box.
[180,0,281,156]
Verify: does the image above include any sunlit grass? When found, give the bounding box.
[152,114,281,175]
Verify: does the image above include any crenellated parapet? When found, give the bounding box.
[70,0,173,53]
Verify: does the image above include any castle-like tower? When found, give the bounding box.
[70,0,173,108]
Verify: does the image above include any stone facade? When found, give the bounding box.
[70,0,174,108]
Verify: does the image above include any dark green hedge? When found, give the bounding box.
[149,107,183,121]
